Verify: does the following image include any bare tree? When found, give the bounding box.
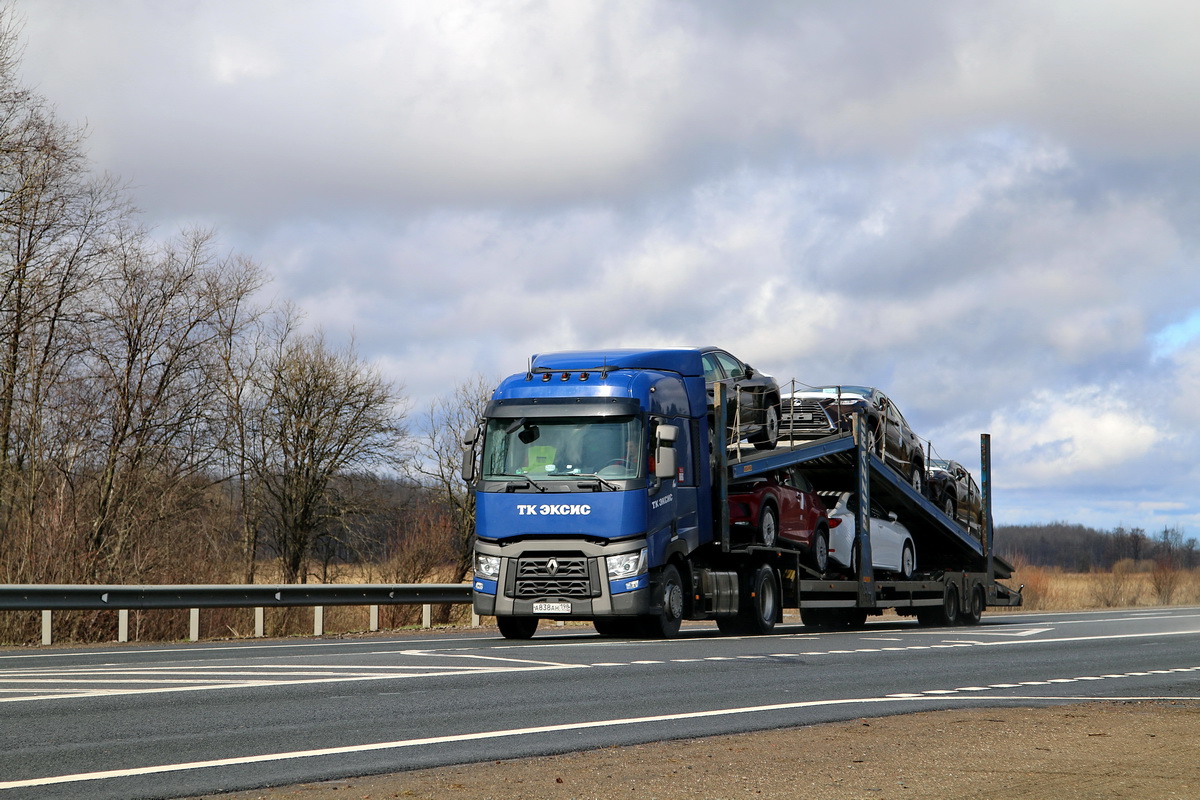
[0,7,131,541]
[72,228,264,581]
[409,375,493,585]
[248,319,407,584]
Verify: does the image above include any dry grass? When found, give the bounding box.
[1007,564,1200,611]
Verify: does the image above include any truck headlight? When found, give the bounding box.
[475,554,501,579]
[606,548,647,579]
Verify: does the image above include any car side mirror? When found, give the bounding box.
[888,511,899,522]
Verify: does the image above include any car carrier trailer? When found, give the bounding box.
[464,348,1021,638]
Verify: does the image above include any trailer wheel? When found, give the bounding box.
[758,504,778,547]
[941,585,960,626]
[963,586,985,625]
[497,616,539,639]
[638,564,684,638]
[737,564,778,634]
[799,608,828,629]
[840,608,868,629]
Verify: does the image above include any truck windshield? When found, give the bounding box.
[482,416,644,481]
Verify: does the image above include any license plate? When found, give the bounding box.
[797,412,813,421]
[533,602,571,614]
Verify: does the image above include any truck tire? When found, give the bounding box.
[758,504,778,547]
[737,564,778,635]
[497,616,539,639]
[916,585,960,627]
[962,585,985,625]
[638,564,684,638]
[800,607,830,629]
[839,608,868,629]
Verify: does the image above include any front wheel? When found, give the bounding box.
[638,564,684,638]
[497,615,538,639]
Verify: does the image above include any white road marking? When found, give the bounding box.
[8,689,1199,790]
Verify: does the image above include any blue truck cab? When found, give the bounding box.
[467,349,714,638]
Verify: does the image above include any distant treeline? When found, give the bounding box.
[995,522,1198,571]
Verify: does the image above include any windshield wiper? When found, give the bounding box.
[503,476,549,493]
[574,474,622,492]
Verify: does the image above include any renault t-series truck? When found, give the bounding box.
[463,348,1021,639]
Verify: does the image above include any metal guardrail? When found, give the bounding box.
[0,583,475,646]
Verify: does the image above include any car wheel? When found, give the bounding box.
[638,564,684,638]
[809,526,829,573]
[496,615,538,639]
[751,403,780,451]
[910,462,924,494]
[943,496,955,519]
[736,564,778,635]
[900,541,915,579]
[865,425,880,457]
[758,504,778,547]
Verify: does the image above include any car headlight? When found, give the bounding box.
[606,548,647,580]
[475,554,501,579]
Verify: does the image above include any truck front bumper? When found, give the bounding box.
[472,537,652,618]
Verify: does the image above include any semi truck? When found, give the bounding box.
[462,347,1021,639]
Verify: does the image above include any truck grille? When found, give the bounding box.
[784,399,837,435]
[515,556,593,598]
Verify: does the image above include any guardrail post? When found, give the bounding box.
[314,605,324,636]
[471,611,480,627]
[42,610,52,645]
[369,605,379,632]
[255,607,264,638]
[118,609,129,643]
[189,608,200,642]
[422,604,431,628]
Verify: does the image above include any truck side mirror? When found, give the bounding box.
[654,424,678,480]
[460,426,481,483]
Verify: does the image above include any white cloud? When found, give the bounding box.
[986,386,1163,488]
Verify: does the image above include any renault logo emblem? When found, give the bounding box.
[547,558,559,576]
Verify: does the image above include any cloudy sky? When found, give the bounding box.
[15,1,1200,534]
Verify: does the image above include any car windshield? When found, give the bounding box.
[815,385,873,397]
[931,459,952,469]
[481,416,644,481]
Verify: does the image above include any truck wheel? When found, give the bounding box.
[840,608,868,629]
[941,585,960,626]
[639,564,684,638]
[737,564,778,635]
[963,586,985,625]
[758,505,778,547]
[751,403,780,451]
[800,607,830,629]
[809,527,829,573]
[899,542,915,579]
[497,616,538,639]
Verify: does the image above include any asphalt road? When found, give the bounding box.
[2,607,1199,799]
